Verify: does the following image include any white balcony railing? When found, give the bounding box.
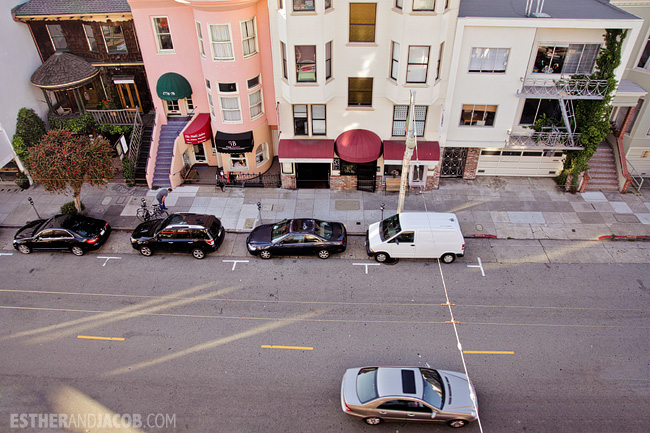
[508,131,584,149]
[518,77,609,99]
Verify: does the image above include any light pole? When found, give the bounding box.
[396,91,417,214]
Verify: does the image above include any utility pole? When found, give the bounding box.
[397,91,417,214]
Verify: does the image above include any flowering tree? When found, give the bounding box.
[26,130,115,213]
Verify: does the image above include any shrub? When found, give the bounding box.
[15,108,46,146]
[60,200,85,214]
[12,136,27,157]
[48,113,97,135]
[121,155,137,186]
[15,172,29,189]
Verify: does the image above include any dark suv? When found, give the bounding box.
[130,213,225,259]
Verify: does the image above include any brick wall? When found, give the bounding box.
[330,175,357,190]
[463,148,480,180]
[281,174,296,189]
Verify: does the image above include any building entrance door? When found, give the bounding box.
[114,77,143,112]
[440,148,467,178]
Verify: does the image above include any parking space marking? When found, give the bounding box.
[97,256,121,266]
[353,263,380,274]
[77,335,125,341]
[0,253,13,256]
[467,257,485,276]
[463,350,515,355]
[223,260,249,271]
[261,345,313,351]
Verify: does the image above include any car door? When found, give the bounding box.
[274,234,305,256]
[304,234,323,255]
[387,231,416,258]
[169,228,193,253]
[373,399,433,422]
[34,229,68,250]
[154,227,176,252]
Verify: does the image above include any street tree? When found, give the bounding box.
[26,129,115,213]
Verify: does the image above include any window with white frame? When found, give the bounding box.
[325,0,332,10]
[294,0,315,11]
[326,41,332,80]
[392,105,427,137]
[241,18,257,57]
[293,105,308,135]
[196,22,206,57]
[436,42,444,80]
[153,17,174,51]
[390,41,400,81]
[312,105,326,135]
[469,47,509,73]
[218,82,238,93]
[348,77,373,106]
[296,45,316,82]
[209,24,234,60]
[413,0,435,11]
[101,25,127,54]
[349,3,376,43]
[293,104,326,135]
[207,91,215,118]
[281,42,288,79]
[230,154,248,170]
[406,46,429,83]
[248,75,260,89]
[396,0,403,9]
[460,104,496,126]
[47,24,67,51]
[249,89,263,119]
[533,43,599,74]
[220,97,242,123]
[83,24,98,53]
[638,37,650,70]
[519,99,562,125]
[256,142,269,166]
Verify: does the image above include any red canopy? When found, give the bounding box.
[335,129,382,163]
[383,140,440,163]
[278,139,335,161]
[183,113,212,145]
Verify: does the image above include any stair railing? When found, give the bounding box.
[626,159,644,192]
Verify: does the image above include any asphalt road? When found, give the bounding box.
[0,234,649,432]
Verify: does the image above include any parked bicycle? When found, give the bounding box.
[136,198,169,222]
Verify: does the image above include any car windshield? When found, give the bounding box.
[379,214,401,241]
[60,216,99,237]
[420,368,444,409]
[313,220,333,239]
[271,220,291,241]
[356,367,379,404]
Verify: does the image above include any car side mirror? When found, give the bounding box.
[395,239,399,245]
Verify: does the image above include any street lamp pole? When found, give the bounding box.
[397,91,417,214]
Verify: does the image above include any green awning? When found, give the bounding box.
[156,72,192,101]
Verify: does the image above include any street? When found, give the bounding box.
[0,234,649,432]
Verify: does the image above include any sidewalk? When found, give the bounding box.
[1,177,650,241]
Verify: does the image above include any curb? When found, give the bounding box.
[597,235,650,241]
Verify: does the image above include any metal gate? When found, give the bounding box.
[440,148,467,178]
[356,162,376,192]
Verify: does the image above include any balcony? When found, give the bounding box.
[517,77,609,100]
[507,131,583,149]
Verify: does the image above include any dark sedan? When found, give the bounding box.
[13,214,111,256]
[246,219,347,259]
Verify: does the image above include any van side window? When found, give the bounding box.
[389,231,414,243]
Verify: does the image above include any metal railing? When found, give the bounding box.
[626,159,645,193]
[86,109,141,126]
[518,77,609,99]
[508,131,583,148]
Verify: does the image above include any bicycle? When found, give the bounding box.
[136,198,169,222]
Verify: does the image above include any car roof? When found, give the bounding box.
[376,367,423,399]
[395,212,460,230]
[165,213,217,227]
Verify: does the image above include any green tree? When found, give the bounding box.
[15,108,46,146]
[25,130,115,213]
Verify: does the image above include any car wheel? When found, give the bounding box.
[71,246,85,256]
[374,252,389,263]
[139,246,153,257]
[17,244,31,254]
[441,253,456,264]
[317,249,330,259]
[260,250,272,259]
[447,419,468,428]
[363,417,382,425]
[191,248,206,259]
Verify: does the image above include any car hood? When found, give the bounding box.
[131,219,160,238]
[14,219,46,240]
[247,224,273,244]
[439,370,478,415]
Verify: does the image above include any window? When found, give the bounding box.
[83,24,98,53]
[533,43,599,74]
[220,97,242,122]
[153,17,174,51]
[293,105,308,135]
[638,37,650,70]
[186,97,194,113]
[196,22,206,57]
[207,88,215,119]
[460,104,496,126]
[436,42,444,80]
[312,105,326,135]
[348,77,373,106]
[47,24,67,51]
[445,0,450,10]
[406,46,430,83]
[102,25,127,54]
[390,41,400,81]
[519,99,562,125]
[281,42,288,79]
[396,0,403,9]
[166,100,180,113]
[392,105,427,136]
[626,100,643,135]
[294,0,315,11]
[350,3,376,43]
[248,75,260,89]
[413,0,435,11]
[325,0,332,10]
[241,18,257,57]
[326,41,332,80]
[256,142,269,166]
[209,24,234,60]
[218,82,238,93]
[230,154,248,170]
[469,48,509,73]
[296,45,316,82]
[389,232,414,243]
[249,89,263,119]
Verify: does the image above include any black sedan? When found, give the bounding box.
[13,214,111,256]
[246,219,347,259]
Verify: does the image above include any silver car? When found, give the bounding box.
[340,366,478,428]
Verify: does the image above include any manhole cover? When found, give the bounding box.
[335,200,360,210]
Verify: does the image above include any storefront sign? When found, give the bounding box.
[215,131,254,154]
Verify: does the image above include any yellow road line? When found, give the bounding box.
[261,345,313,351]
[463,350,514,355]
[77,335,125,341]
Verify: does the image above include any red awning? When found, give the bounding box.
[335,129,382,163]
[278,139,335,161]
[183,113,212,145]
[383,140,440,164]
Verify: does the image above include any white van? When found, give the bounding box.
[365,212,465,263]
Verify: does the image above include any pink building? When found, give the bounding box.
[128,0,277,188]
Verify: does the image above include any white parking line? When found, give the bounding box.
[353,263,380,274]
[0,253,13,256]
[97,256,121,267]
[467,257,485,276]
[223,259,249,271]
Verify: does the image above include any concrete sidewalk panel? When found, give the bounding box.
[487,239,548,263]
[540,240,614,263]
